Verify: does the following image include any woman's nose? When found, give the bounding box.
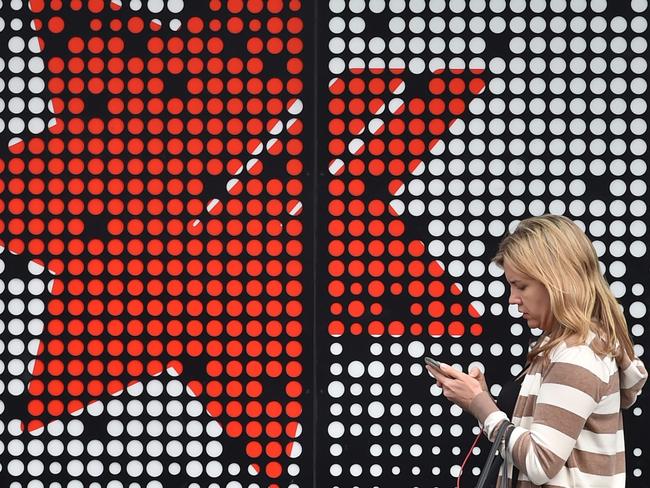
[509,292,521,305]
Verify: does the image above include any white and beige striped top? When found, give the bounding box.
[469,332,648,487]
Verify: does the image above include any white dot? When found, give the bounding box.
[490,344,503,356]
[630,302,646,319]
[167,0,183,11]
[449,424,463,437]
[348,361,365,378]
[609,261,626,278]
[511,363,524,375]
[6,318,22,335]
[166,380,183,397]
[66,420,84,437]
[610,281,626,298]
[186,460,202,478]
[8,298,24,315]
[28,299,44,315]
[169,18,182,30]
[8,36,25,53]
[186,402,202,419]
[511,323,523,336]
[328,381,344,398]
[27,279,44,295]
[8,278,24,294]
[630,241,646,257]
[147,0,164,11]
[632,324,644,337]
[388,0,405,12]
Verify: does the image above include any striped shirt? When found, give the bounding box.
[469,332,648,487]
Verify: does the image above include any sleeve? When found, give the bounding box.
[469,346,605,485]
[467,391,506,440]
[619,354,648,409]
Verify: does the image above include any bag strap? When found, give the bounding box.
[500,424,516,488]
[474,421,511,488]
[505,423,519,487]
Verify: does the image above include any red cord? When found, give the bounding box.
[456,430,483,488]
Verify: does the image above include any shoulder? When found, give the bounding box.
[549,334,614,383]
[534,339,612,405]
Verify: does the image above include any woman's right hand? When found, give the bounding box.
[469,367,489,392]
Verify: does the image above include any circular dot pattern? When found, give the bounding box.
[1,0,307,485]
[323,0,647,486]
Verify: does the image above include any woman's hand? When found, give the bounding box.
[469,367,489,392]
[426,363,485,411]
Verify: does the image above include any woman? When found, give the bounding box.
[427,215,647,487]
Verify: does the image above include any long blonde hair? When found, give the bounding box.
[493,214,635,364]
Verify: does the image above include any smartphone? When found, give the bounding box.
[424,356,443,369]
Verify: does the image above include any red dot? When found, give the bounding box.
[429,321,445,336]
[470,78,486,94]
[429,78,445,94]
[428,301,445,318]
[48,16,65,33]
[449,98,466,115]
[449,78,466,94]
[448,321,465,337]
[410,323,423,335]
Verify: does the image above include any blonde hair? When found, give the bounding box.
[493,214,635,364]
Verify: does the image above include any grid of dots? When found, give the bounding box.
[1,0,648,485]
[1,0,307,486]
[0,0,50,139]
[323,0,647,486]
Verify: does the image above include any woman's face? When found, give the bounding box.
[503,259,554,331]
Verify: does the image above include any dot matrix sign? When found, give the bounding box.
[1,0,649,486]
[1,0,308,485]
[320,0,647,486]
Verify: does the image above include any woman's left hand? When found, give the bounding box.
[426,363,485,411]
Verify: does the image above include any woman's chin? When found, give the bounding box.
[526,319,539,329]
